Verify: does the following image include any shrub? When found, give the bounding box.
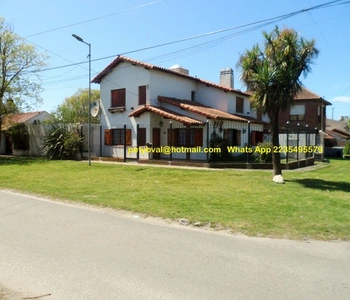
[344,141,350,155]
[42,125,83,160]
[209,130,232,162]
[252,141,273,163]
[7,123,29,150]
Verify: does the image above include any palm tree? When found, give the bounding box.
[238,27,319,177]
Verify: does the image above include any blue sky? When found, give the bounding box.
[2,0,350,121]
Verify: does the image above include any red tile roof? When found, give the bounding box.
[158,96,261,123]
[326,128,350,139]
[2,111,45,130]
[128,105,205,126]
[92,55,248,96]
[246,87,332,105]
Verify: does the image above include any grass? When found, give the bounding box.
[0,156,349,240]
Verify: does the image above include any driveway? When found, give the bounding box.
[0,190,349,300]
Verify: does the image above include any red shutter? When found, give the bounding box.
[111,89,126,107]
[126,129,132,146]
[194,128,203,147]
[138,86,146,105]
[167,129,178,146]
[104,129,112,145]
[236,130,241,146]
[251,130,257,145]
[138,128,146,146]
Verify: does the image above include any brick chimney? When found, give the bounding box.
[220,68,234,89]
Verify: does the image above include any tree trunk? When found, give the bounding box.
[270,111,282,176]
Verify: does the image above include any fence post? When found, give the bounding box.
[246,121,250,163]
[296,123,300,161]
[286,121,289,164]
[206,120,209,162]
[305,124,309,159]
[123,123,126,162]
[169,121,173,162]
[136,123,140,161]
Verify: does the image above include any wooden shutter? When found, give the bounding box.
[236,97,244,113]
[104,129,112,145]
[111,89,126,107]
[138,128,146,146]
[194,128,203,147]
[223,129,229,140]
[126,129,132,146]
[138,86,146,105]
[251,130,257,145]
[235,130,241,146]
[167,129,178,146]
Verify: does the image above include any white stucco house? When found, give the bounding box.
[0,111,51,156]
[92,56,266,161]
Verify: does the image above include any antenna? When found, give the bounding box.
[90,100,100,117]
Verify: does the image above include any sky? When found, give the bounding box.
[2,0,350,121]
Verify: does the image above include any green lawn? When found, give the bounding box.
[0,157,349,240]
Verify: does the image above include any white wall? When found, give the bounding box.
[97,61,263,160]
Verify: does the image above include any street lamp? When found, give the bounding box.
[72,34,92,166]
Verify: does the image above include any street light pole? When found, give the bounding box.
[72,34,91,166]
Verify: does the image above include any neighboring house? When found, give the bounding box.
[0,111,51,156]
[92,56,265,161]
[278,87,331,131]
[323,118,350,157]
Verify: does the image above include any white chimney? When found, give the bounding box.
[220,68,234,89]
[169,64,189,75]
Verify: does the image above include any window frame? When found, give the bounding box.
[111,88,126,108]
[236,97,244,114]
[138,85,146,105]
[224,129,241,146]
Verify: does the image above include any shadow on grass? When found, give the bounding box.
[286,178,350,193]
[0,156,48,166]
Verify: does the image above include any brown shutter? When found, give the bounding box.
[236,130,241,146]
[126,129,132,146]
[167,129,178,146]
[257,131,263,143]
[111,89,126,107]
[104,129,112,145]
[223,129,229,140]
[138,128,146,146]
[251,130,257,145]
[194,128,203,147]
[139,86,146,105]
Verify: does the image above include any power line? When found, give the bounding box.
[25,0,350,75]
[24,0,167,38]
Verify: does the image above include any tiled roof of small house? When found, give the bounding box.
[92,55,248,96]
[326,128,350,139]
[128,105,205,126]
[2,111,45,130]
[246,87,332,105]
[158,96,261,123]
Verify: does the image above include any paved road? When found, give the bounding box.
[0,190,349,300]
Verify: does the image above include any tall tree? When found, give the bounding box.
[238,27,319,177]
[50,88,100,124]
[0,17,48,124]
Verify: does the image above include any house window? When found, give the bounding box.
[236,97,244,114]
[139,85,146,105]
[290,105,305,121]
[104,128,131,145]
[251,131,264,146]
[138,127,146,146]
[191,91,196,101]
[111,88,126,107]
[168,128,203,147]
[224,129,241,146]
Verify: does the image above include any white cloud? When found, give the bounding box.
[332,96,350,103]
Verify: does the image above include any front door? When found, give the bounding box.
[152,128,161,159]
